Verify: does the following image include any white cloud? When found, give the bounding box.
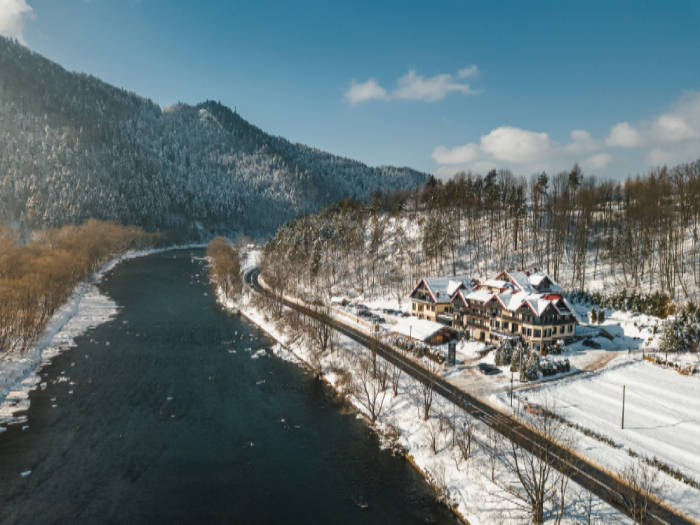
[458,65,479,78]
[394,69,475,102]
[344,66,479,104]
[566,129,599,153]
[0,0,34,44]
[583,153,613,170]
[480,126,551,164]
[431,143,479,164]
[605,122,643,148]
[344,78,388,104]
[433,125,611,177]
[432,92,700,179]
[650,115,696,143]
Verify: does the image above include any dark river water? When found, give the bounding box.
[0,250,459,524]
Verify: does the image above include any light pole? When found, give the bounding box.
[621,384,626,429]
[510,369,514,407]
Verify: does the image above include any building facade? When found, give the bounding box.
[451,269,578,351]
[409,276,473,323]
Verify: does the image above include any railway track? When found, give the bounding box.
[245,267,694,525]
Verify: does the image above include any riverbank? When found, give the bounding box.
[217,264,628,524]
[0,244,205,431]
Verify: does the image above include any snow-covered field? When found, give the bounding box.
[0,244,204,431]
[493,355,700,518]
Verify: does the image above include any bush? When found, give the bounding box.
[494,340,514,366]
[568,288,678,319]
[521,351,541,381]
[540,358,571,376]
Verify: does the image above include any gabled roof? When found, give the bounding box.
[454,284,579,323]
[410,275,474,303]
[496,268,561,294]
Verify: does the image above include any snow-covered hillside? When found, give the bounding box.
[0,37,427,237]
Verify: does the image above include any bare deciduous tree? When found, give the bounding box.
[352,354,388,424]
[621,460,664,524]
[419,359,441,420]
[389,362,402,396]
[498,406,575,524]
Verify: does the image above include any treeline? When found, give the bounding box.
[206,237,241,300]
[409,160,700,296]
[568,289,676,318]
[261,158,700,306]
[0,220,154,354]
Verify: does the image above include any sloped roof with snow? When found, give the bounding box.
[393,318,450,341]
[483,279,513,290]
[497,268,562,294]
[456,279,578,323]
[411,275,474,303]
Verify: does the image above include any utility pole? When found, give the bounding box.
[621,384,626,429]
[452,388,456,447]
[510,369,514,407]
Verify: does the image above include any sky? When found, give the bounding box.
[2,0,700,180]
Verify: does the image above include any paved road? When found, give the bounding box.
[245,268,695,525]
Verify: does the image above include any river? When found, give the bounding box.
[0,249,460,524]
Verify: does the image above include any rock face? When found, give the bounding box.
[0,37,426,237]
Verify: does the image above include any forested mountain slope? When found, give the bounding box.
[0,37,426,237]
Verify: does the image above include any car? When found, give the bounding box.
[477,363,501,375]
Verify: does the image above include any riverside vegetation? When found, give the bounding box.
[0,219,154,354]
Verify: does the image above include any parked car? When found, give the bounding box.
[477,363,501,375]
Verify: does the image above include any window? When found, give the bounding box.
[534,329,541,337]
[412,302,416,310]
[568,324,573,333]
[527,328,532,336]
[502,321,509,330]
[560,326,565,334]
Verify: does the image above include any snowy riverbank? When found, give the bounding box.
[219,269,628,524]
[0,244,205,431]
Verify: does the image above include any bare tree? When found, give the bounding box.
[486,425,502,482]
[419,359,441,420]
[455,419,475,464]
[427,419,441,454]
[352,354,388,424]
[498,406,576,524]
[582,490,594,525]
[389,361,402,396]
[621,460,664,524]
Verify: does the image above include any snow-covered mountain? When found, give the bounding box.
[0,37,427,237]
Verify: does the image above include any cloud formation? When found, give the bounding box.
[432,91,700,179]
[344,66,479,104]
[480,126,550,164]
[0,0,34,44]
[344,79,388,104]
[605,122,642,148]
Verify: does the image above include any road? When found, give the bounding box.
[245,268,695,525]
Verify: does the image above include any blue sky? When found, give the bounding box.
[3,0,700,179]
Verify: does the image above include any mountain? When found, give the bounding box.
[0,37,427,237]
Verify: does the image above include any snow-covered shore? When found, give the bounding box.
[220,265,627,524]
[0,244,205,431]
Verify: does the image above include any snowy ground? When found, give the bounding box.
[492,354,700,519]
[228,273,628,524]
[0,244,204,432]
